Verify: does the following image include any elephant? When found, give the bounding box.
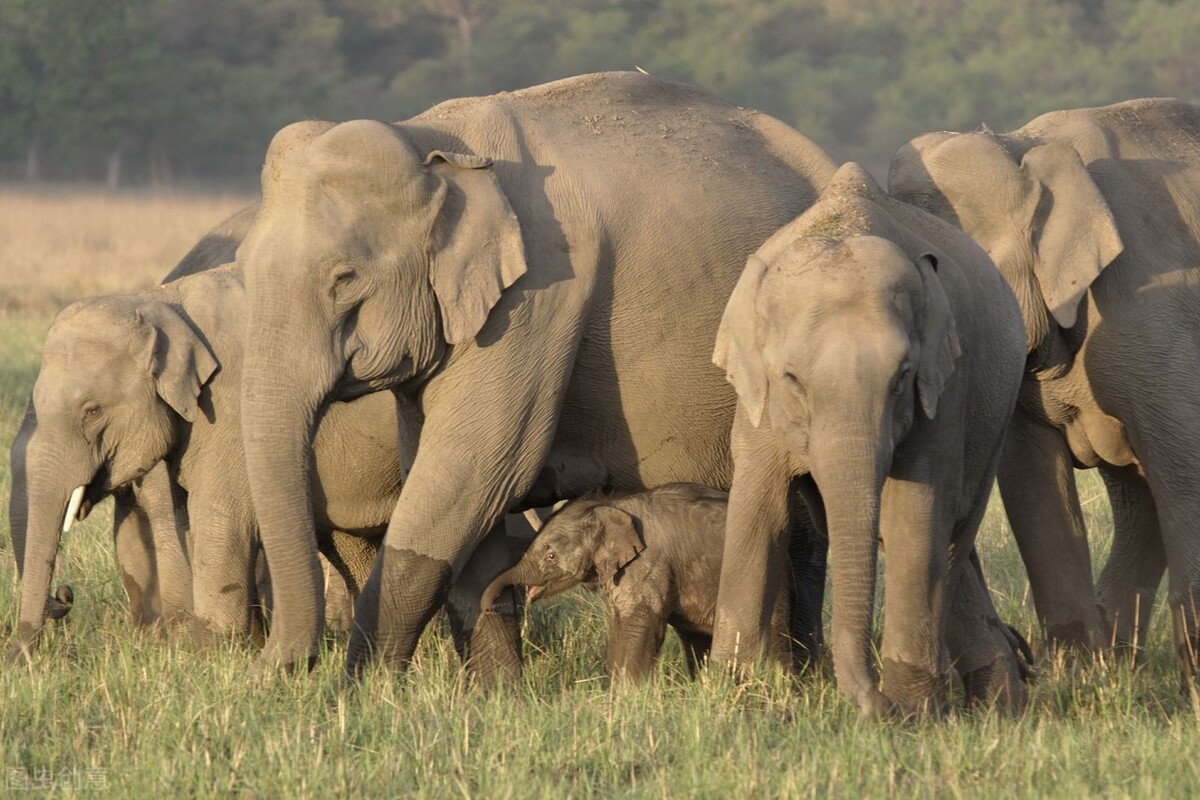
[6,262,404,658]
[9,249,541,678]
[482,483,793,681]
[711,162,1028,716]
[231,70,841,676]
[888,98,1200,678]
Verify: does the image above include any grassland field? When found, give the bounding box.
[0,187,1197,797]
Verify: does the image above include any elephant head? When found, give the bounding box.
[237,120,527,666]
[480,500,644,611]
[888,131,1123,349]
[8,295,217,658]
[715,227,959,712]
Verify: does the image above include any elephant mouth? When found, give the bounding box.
[525,578,575,605]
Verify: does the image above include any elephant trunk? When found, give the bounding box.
[809,414,890,716]
[9,435,93,659]
[240,308,335,671]
[481,559,544,611]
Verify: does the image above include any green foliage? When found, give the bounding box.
[0,0,1198,184]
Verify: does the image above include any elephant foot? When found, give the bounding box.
[960,653,1029,713]
[344,547,452,680]
[1044,619,1102,654]
[850,685,896,720]
[881,658,948,719]
[5,623,42,666]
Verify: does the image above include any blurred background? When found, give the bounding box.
[2,0,1198,189]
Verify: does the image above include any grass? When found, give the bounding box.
[1,188,1197,797]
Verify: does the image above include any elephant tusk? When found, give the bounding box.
[522,508,543,532]
[62,485,85,533]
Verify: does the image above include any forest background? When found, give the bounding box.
[2,0,1197,188]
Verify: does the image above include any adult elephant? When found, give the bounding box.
[8,259,534,677]
[889,98,1200,677]
[235,71,838,675]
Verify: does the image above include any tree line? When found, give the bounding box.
[1,0,1196,187]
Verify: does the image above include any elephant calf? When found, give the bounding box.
[712,162,1029,717]
[482,483,792,681]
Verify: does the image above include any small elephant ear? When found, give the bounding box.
[591,505,645,585]
[424,150,528,345]
[914,254,961,420]
[713,255,770,427]
[1020,142,1123,328]
[135,301,219,423]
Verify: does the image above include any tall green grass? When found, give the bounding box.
[1,192,1197,797]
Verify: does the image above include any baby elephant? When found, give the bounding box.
[482,483,792,681]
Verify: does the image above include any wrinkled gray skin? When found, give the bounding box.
[889,98,1200,679]
[6,205,259,634]
[11,227,540,681]
[7,256,536,676]
[234,71,839,676]
[712,163,1028,717]
[483,484,792,681]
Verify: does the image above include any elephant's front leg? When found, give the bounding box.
[789,478,828,669]
[112,492,161,628]
[132,461,193,627]
[878,478,950,716]
[944,551,1028,711]
[1096,464,1165,659]
[345,349,575,678]
[188,491,258,643]
[607,606,668,682]
[712,413,796,672]
[998,410,1104,650]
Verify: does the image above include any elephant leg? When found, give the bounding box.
[945,550,1029,711]
[711,415,795,672]
[188,494,257,642]
[1096,465,1165,660]
[998,410,1104,650]
[608,609,667,682]
[317,531,381,634]
[877,479,949,716]
[134,461,192,627]
[789,477,828,670]
[112,491,160,627]
[445,521,534,688]
[321,554,355,634]
[1132,440,1200,685]
[676,629,711,679]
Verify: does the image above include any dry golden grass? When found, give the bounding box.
[0,187,253,315]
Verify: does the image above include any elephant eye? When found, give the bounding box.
[328,264,360,310]
[545,551,557,562]
[81,403,101,420]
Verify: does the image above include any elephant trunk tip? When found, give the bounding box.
[46,584,74,620]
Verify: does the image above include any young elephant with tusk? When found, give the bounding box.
[482,484,794,681]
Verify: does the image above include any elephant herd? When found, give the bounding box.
[9,71,1200,719]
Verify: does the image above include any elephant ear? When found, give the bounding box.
[1020,142,1123,329]
[713,255,770,428]
[136,301,219,423]
[591,505,645,586]
[914,254,961,420]
[424,150,528,345]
